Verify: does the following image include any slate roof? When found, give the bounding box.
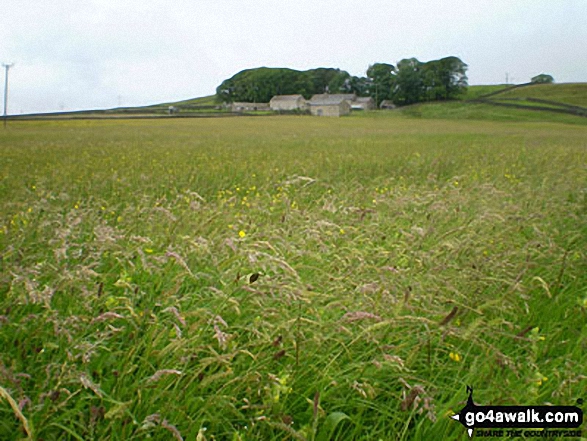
[309,94,353,106]
[270,94,305,102]
[310,93,356,103]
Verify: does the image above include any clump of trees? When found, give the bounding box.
[531,74,554,84]
[216,56,468,107]
[216,67,352,103]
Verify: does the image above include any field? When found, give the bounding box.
[1,113,586,440]
[395,102,587,125]
[461,85,510,100]
[491,84,587,108]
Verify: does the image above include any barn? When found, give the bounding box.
[311,94,356,106]
[351,97,375,111]
[269,95,308,112]
[231,102,270,112]
[308,95,352,117]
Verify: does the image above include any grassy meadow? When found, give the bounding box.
[1,113,586,440]
[492,84,587,108]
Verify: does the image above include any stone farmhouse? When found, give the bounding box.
[229,93,381,117]
[269,95,308,112]
[311,94,356,106]
[308,95,352,117]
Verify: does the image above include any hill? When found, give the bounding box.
[152,95,218,107]
[452,82,587,122]
[490,83,587,107]
[395,101,587,125]
[461,84,510,100]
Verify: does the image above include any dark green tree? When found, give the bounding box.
[531,74,554,84]
[327,71,352,94]
[439,56,468,99]
[216,67,353,102]
[366,63,396,106]
[216,68,314,102]
[393,58,424,105]
[307,68,345,94]
[349,76,371,96]
[422,57,468,101]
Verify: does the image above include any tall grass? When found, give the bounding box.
[1,116,586,440]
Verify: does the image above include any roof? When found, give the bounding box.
[232,102,269,106]
[355,97,374,103]
[308,96,351,106]
[270,95,305,102]
[310,93,356,102]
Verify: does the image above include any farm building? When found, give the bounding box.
[231,102,270,112]
[269,95,308,112]
[311,94,356,106]
[379,100,396,110]
[308,95,351,117]
[351,97,375,111]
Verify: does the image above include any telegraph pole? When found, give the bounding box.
[3,63,14,129]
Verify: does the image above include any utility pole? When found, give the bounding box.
[3,63,14,129]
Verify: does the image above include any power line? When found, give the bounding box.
[3,63,14,129]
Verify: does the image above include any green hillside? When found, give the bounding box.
[394,101,587,125]
[157,95,218,107]
[462,84,510,100]
[493,83,587,108]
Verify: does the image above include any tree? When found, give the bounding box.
[366,63,395,106]
[216,68,314,102]
[216,67,353,103]
[422,56,468,101]
[531,74,554,84]
[349,76,371,96]
[327,71,352,94]
[393,58,424,105]
[393,56,467,105]
[308,68,345,94]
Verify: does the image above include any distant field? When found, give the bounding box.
[488,83,587,108]
[1,116,586,440]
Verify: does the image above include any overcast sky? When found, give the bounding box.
[2,0,586,114]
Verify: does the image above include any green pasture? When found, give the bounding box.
[394,102,587,125]
[1,114,586,440]
[490,83,587,108]
[461,85,510,100]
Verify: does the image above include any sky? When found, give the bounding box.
[1,0,586,114]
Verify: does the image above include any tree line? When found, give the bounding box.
[215,56,468,107]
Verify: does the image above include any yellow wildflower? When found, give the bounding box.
[536,376,548,386]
